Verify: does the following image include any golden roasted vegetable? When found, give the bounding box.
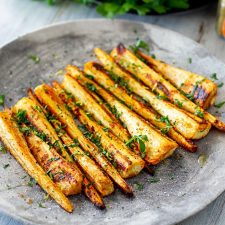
[27,89,105,208]
[34,84,133,195]
[24,127,83,196]
[83,177,105,209]
[64,73,178,165]
[52,81,145,178]
[138,50,217,109]
[13,97,72,162]
[84,61,197,152]
[95,48,211,140]
[0,111,73,212]
[65,65,130,143]
[110,45,225,132]
[52,120,115,196]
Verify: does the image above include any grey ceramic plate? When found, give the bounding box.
[0,19,225,225]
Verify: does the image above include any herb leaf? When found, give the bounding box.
[129,39,149,53]
[0,95,5,106]
[210,73,218,80]
[214,101,225,108]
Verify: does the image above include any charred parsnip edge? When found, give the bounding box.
[137,50,217,109]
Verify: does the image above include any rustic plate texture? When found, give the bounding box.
[0,19,225,225]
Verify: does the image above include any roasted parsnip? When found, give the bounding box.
[52,81,145,178]
[65,65,130,143]
[13,97,72,162]
[95,48,211,140]
[83,177,105,209]
[110,45,225,131]
[24,127,83,196]
[84,61,197,152]
[34,84,133,195]
[138,50,217,109]
[27,89,105,208]
[52,120,115,196]
[0,111,73,212]
[63,73,178,165]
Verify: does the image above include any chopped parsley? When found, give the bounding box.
[134,182,144,190]
[214,101,225,109]
[27,178,37,187]
[210,73,218,80]
[159,116,172,134]
[29,55,40,64]
[85,74,94,80]
[148,177,160,183]
[15,110,30,125]
[0,95,5,106]
[103,127,109,132]
[218,82,224,88]
[38,202,46,208]
[0,145,7,154]
[174,99,183,108]
[194,109,204,118]
[129,39,150,53]
[111,105,122,119]
[188,57,192,64]
[86,181,95,188]
[126,135,148,158]
[3,164,9,169]
[156,94,169,101]
[85,82,97,92]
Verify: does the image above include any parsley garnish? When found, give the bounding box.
[3,164,9,169]
[210,73,218,80]
[214,101,225,109]
[174,99,183,108]
[126,135,148,158]
[134,182,144,190]
[29,55,40,64]
[27,178,37,187]
[148,177,160,183]
[0,95,5,106]
[111,105,122,119]
[86,82,97,92]
[218,82,224,88]
[159,116,172,134]
[129,39,149,53]
[188,58,192,64]
[85,74,94,80]
[0,145,7,154]
[38,202,46,208]
[195,109,204,118]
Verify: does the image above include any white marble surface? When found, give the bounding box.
[0,1,225,224]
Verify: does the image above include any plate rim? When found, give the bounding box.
[0,18,224,225]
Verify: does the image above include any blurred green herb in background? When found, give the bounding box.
[39,0,190,18]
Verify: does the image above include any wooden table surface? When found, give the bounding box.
[0,1,225,224]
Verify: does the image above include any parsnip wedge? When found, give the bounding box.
[0,111,73,212]
[83,177,105,209]
[63,73,178,165]
[65,65,130,143]
[138,50,217,109]
[52,119,116,196]
[27,89,105,208]
[52,81,145,178]
[24,126,83,196]
[13,97,72,162]
[83,61,197,152]
[95,48,211,139]
[110,45,225,132]
[34,84,133,195]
